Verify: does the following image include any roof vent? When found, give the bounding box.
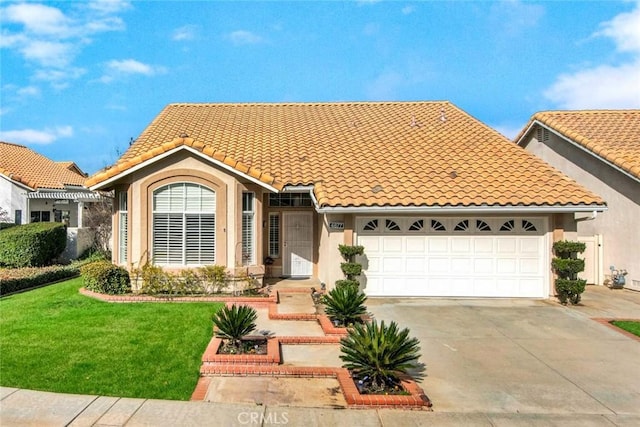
[371,185,383,193]
[410,115,420,127]
[440,108,447,122]
[180,132,189,138]
[449,170,457,179]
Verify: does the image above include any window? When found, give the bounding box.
[409,219,424,231]
[152,183,216,265]
[385,219,401,231]
[118,192,128,264]
[454,220,469,231]
[30,211,50,222]
[476,220,491,231]
[268,213,280,258]
[500,220,515,231]
[268,193,312,207]
[430,219,446,231]
[363,219,378,231]
[14,210,21,224]
[242,192,255,266]
[522,220,537,232]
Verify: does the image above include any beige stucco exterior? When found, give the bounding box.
[520,127,639,287]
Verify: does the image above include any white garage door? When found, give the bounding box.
[357,217,548,298]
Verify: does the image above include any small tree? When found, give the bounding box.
[212,304,258,353]
[552,240,587,305]
[83,197,113,257]
[322,282,368,326]
[340,320,421,393]
[337,244,365,288]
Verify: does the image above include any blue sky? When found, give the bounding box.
[2,0,639,176]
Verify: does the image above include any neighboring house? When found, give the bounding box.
[515,110,639,290]
[0,141,105,259]
[86,101,605,298]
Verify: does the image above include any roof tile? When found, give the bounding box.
[87,102,605,208]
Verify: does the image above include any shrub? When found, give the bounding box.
[139,263,178,295]
[212,304,258,352]
[80,261,131,295]
[0,222,17,231]
[552,240,587,305]
[340,320,421,391]
[335,279,360,289]
[199,265,228,293]
[0,265,80,295]
[177,269,204,294]
[322,283,367,326]
[0,222,66,267]
[340,262,362,278]
[338,245,365,262]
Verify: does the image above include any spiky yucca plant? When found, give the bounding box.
[212,304,257,352]
[340,320,421,390]
[322,283,367,326]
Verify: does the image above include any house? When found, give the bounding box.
[86,101,606,298]
[515,110,639,291]
[0,141,105,259]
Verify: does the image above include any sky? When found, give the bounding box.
[1,0,639,176]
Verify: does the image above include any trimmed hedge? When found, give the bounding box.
[80,261,131,295]
[0,222,67,268]
[0,222,17,231]
[0,265,80,296]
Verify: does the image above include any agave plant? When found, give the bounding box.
[322,283,367,326]
[340,320,421,390]
[212,304,257,352]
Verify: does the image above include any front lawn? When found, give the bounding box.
[611,320,640,337]
[0,277,221,400]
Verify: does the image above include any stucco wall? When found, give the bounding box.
[522,129,639,286]
[317,213,349,290]
[0,177,28,224]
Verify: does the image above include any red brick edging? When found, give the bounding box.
[202,337,281,365]
[592,318,640,342]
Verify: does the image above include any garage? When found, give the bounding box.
[356,217,548,298]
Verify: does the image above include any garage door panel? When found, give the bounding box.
[520,258,541,274]
[451,238,472,253]
[451,258,472,273]
[406,237,426,252]
[406,257,427,273]
[520,238,541,254]
[382,237,403,252]
[428,257,450,273]
[496,258,517,274]
[382,257,403,273]
[365,256,381,273]
[474,258,494,274]
[497,238,517,253]
[359,236,380,252]
[428,238,448,253]
[474,238,494,253]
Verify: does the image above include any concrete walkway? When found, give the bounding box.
[2,285,639,426]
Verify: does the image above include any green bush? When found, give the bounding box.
[322,283,367,326]
[338,245,365,262]
[555,278,587,305]
[340,320,421,392]
[0,222,17,231]
[0,222,66,267]
[212,304,257,353]
[80,261,131,295]
[335,279,361,289]
[551,258,585,276]
[553,240,586,258]
[199,265,228,293]
[0,265,80,295]
[340,262,362,278]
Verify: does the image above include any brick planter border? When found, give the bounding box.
[202,336,281,365]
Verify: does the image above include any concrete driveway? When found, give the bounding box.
[367,286,640,419]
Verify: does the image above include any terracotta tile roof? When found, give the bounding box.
[0,141,87,190]
[87,102,604,208]
[517,110,640,180]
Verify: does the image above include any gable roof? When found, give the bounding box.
[0,141,87,190]
[87,101,605,210]
[57,161,86,176]
[515,110,640,181]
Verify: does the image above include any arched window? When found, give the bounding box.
[152,183,216,265]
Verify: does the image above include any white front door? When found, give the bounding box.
[283,212,313,277]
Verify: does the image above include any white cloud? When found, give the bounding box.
[0,1,129,89]
[172,25,198,41]
[98,59,166,83]
[544,3,640,109]
[34,67,87,90]
[0,126,74,145]
[17,86,40,97]
[227,30,263,45]
[490,0,545,36]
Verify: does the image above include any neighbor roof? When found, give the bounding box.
[0,141,87,190]
[87,101,604,209]
[516,110,640,181]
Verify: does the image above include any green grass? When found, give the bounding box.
[0,277,221,400]
[611,320,640,337]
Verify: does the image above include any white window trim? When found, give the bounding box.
[241,192,255,266]
[118,191,128,264]
[268,213,280,258]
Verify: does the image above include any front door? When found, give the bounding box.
[283,212,313,277]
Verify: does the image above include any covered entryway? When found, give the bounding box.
[356,217,548,297]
